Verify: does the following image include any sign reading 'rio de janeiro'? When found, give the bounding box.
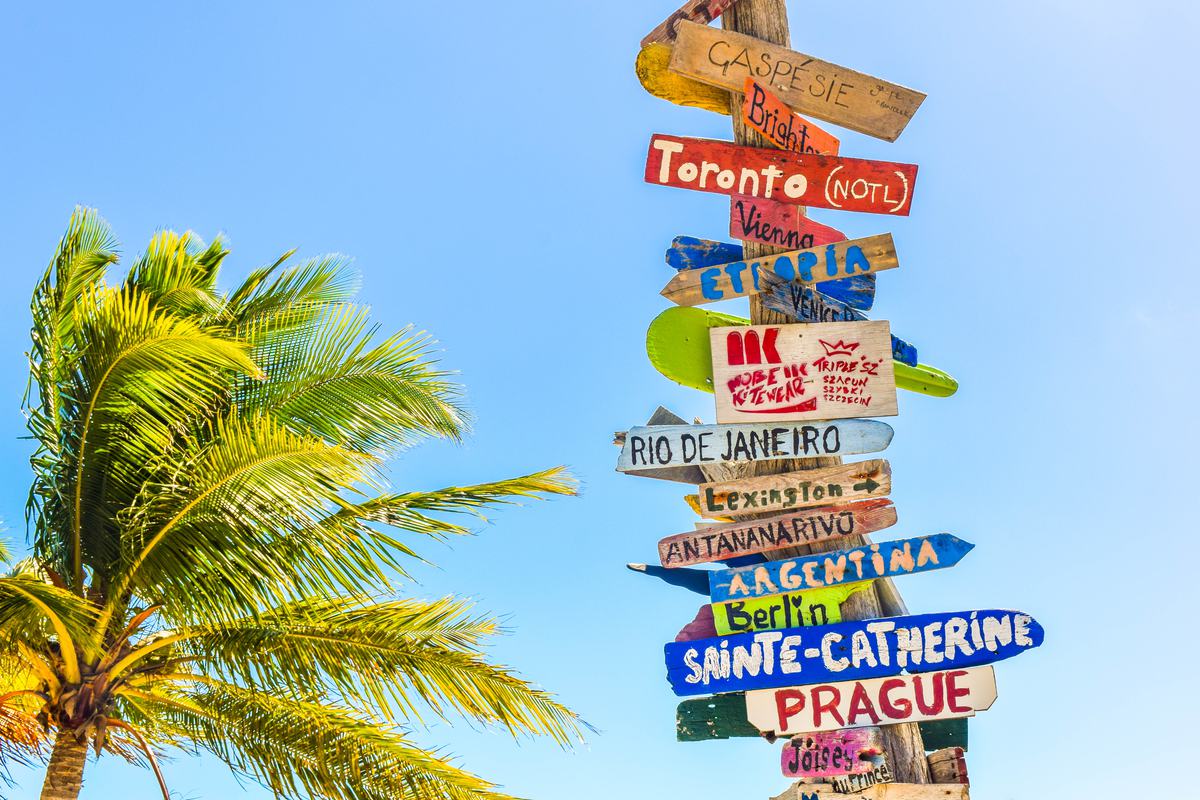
[708,534,974,603]
[748,666,998,736]
[645,135,918,215]
[711,322,898,424]
[663,609,1042,696]
[693,459,891,517]
[660,498,897,568]
[617,419,894,473]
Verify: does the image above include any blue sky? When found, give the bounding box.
[2,1,1198,798]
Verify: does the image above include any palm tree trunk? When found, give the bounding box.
[40,729,88,800]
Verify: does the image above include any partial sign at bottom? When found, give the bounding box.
[771,782,968,800]
[746,666,997,736]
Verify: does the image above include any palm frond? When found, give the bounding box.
[0,575,97,658]
[123,229,227,317]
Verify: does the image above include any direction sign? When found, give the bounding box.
[658,498,897,567]
[746,666,998,736]
[636,43,731,115]
[660,234,898,308]
[668,21,926,141]
[646,135,918,215]
[714,584,867,635]
[642,0,742,47]
[731,195,847,250]
[773,784,968,800]
[663,610,1040,696]
[781,727,882,778]
[708,534,974,603]
[711,321,899,423]
[676,604,719,642]
[743,77,841,156]
[618,419,894,474]
[693,459,891,517]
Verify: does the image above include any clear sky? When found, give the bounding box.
[2,2,1198,799]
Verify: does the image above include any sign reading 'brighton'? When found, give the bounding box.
[711,322,898,423]
[663,609,1042,696]
[645,135,918,215]
[708,534,974,603]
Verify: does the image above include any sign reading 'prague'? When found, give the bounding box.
[663,609,1042,696]
[645,135,918,215]
[710,321,898,423]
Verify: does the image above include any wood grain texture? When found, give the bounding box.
[713,583,866,634]
[782,727,882,777]
[772,784,967,800]
[828,760,896,795]
[664,612,1040,695]
[659,498,897,567]
[743,77,840,155]
[642,0,743,46]
[636,42,731,115]
[617,406,709,484]
[927,748,968,785]
[694,459,891,517]
[745,666,998,734]
[647,135,918,215]
[660,233,898,307]
[669,21,926,141]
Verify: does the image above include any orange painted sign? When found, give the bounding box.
[742,78,840,156]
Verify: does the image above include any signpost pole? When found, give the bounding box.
[722,0,932,784]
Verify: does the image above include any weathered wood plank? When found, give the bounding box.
[664,612,1040,695]
[642,0,743,46]
[917,719,967,752]
[743,77,840,155]
[636,42,731,115]
[692,459,891,518]
[731,195,848,249]
[626,562,710,595]
[773,784,967,800]
[677,604,719,642]
[708,534,974,603]
[676,692,761,742]
[745,666,999,735]
[714,583,867,634]
[712,321,899,423]
[659,498,897,567]
[619,419,894,474]
[617,406,708,484]
[782,727,882,777]
[646,134,918,215]
[661,233,897,307]
[927,748,968,785]
[669,21,927,141]
[828,759,896,795]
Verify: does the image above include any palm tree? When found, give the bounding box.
[0,207,584,800]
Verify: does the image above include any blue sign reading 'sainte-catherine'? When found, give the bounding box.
[663,610,1044,697]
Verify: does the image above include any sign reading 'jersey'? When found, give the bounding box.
[710,321,898,424]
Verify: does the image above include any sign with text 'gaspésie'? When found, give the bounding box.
[711,322,898,423]
[662,609,1042,696]
[645,135,918,215]
[748,666,998,736]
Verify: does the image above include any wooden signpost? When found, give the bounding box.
[642,0,743,46]
[746,666,998,736]
[660,234,898,307]
[711,321,899,423]
[781,727,882,778]
[731,196,847,250]
[927,747,968,785]
[659,498,897,567]
[743,78,840,156]
[707,534,975,603]
[663,610,1042,695]
[618,419,894,474]
[692,459,891,518]
[646,135,919,215]
[714,583,867,635]
[667,21,927,141]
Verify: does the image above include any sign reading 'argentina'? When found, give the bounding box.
[663,609,1043,696]
[708,534,974,603]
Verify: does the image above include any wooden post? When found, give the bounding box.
[721,0,931,784]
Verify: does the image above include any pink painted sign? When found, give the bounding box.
[781,728,882,778]
[729,196,846,250]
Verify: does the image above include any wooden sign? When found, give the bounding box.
[731,196,848,249]
[647,135,918,215]
[668,21,927,141]
[626,562,709,595]
[676,604,719,642]
[927,747,969,785]
[646,306,959,398]
[660,233,898,307]
[714,583,867,635]
[711,321,899,423]
[743,77,840,156]
[747,667,997,738]
[666,236,876,312]
[693,459,891,518]
[773,784,967,800]
[708,534,974,603]
[830,759,895,795]
[618,419,894,474]
[919,717,968,751]
[663,610,1042,696]
[636,43,731,115]
[615,407,708,485]
[659,498,897,567]
[642,0,742,46]
[781,728,882,778]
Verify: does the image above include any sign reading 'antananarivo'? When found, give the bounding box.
[743,77,840,156]
[711,321,898,423]
[748,666,998,736]
[663,610,1042,696]
[668,21,927,142]
[781,727,882,778]
[645,135,918,215]
[708,534,974,603]
[658,498,897,568]
[693,459,891,517]
[617,419,894,473]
